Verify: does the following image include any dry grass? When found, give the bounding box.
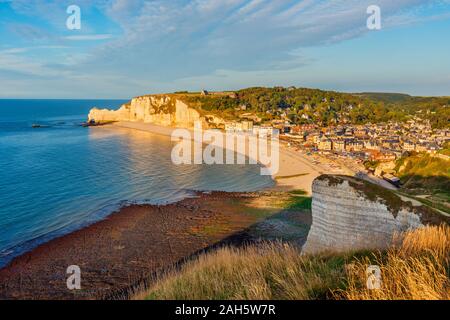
[134,243,349,300]
[134,225,450,300]
[337,225,450,300]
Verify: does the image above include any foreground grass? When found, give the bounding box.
[134,225,450,300]
[135,244,351,300]
[337,225,450,300]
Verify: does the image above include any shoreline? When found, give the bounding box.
[0,121,326,269]
[0,121,322,299]
[110,121,324,194]
[0,191,243,299]
[0,190,311,300]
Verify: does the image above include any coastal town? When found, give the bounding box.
[87,87,449,189]
[221,113,450,187]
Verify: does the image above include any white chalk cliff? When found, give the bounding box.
[88,95,208,129]
[302,175,426,254]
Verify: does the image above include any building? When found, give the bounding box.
[253,126,276,136]
[344,128,354,136]
[290,126,302,135]
[346,140,364,152]
[370,151,397,162]
[333,140,346,152]
[225,121,254,133]
[242,121,253,132]
[225,122,236,132]
[318,138,333,151]
[354,128,368,138]
[426,143,440,154]
[306,133,319,144]
[382,139,400,149]
[403,141,416,152]
[313,135,322,144]
[415,144,428,152]
[364,140,380,151]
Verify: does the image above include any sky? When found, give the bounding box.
[0,0,450,99]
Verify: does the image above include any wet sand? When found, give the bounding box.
[0,192,279,300]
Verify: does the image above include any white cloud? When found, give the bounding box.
[2,0,450,97]
[64,34,114,41]
[0,48,65,77]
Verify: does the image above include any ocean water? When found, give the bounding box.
[0,100,274,267]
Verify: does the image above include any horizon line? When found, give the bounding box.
[0,87,449,100]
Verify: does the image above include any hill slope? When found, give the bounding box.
[396,153,450,193]
[356,92,413,103]
[134,225,450,300]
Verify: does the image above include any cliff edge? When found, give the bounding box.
[88,95,216,129]
[302,175,445,254]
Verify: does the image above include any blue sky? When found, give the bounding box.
[0,0,450,98]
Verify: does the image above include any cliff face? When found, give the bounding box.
[88,95,205,129]
[302,175,425,254]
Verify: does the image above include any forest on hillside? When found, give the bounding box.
[183,87,450,128]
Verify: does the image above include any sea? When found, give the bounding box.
[0,99,274,267]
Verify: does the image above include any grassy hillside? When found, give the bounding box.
[356,92,413,103]
[439,142,450,157]
[133,225,450,300]
[393,152,450,215]
[177,87,449,128]
[395,152,450,194]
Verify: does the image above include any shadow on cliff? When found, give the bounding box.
[104,193,313,300]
